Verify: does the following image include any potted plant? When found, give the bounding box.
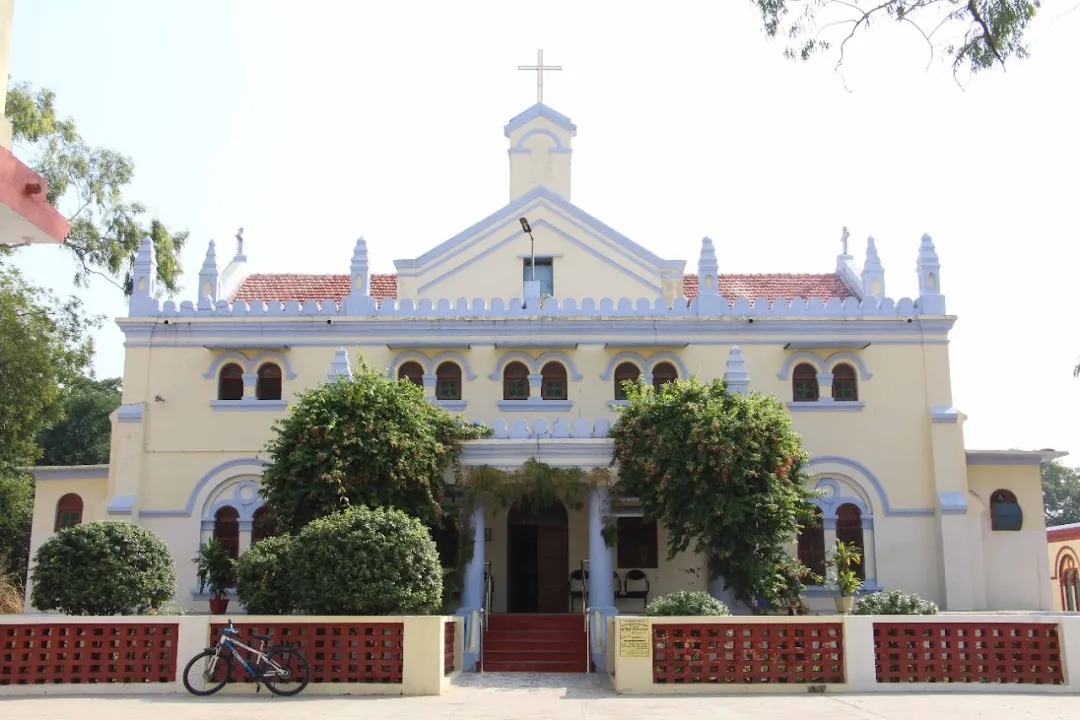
[193,538,236,614]
[828,540,863,613]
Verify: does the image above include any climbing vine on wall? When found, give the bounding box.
[444,459,615,582]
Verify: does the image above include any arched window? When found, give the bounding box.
[541,361,567,401]
[652,362,678,391]
[613,362,641,401]
[792,363,819,402]
[1059,555,1079,612]
[256,363,282,400]
[989,489,1023,531]
[503,361,529,400]
[54,493,84,531]
[251,505,277,545]
[797,506,825,578]
[397,361,424,388]
[218,363,244,401]
[835,503,866,579]
[832,363,858,402]
[213,506,240,558]
[435,362,462,401]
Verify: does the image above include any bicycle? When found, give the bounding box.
[181,619,311,697]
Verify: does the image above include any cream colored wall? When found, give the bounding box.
[25,474,109,611]
[1049,538,1078,611]
[0,0,12,150]
[967,464,1052,610]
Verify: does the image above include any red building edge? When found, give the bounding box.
[1048,522,1080,544]
[0,145,70,243]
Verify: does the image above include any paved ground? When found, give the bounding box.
[1,673,1076,719]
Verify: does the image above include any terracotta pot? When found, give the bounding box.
[209,595,229,614]
[834,595,854,614]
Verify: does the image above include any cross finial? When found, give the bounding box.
[518,49,562,104]
[840,226,850,256]
[235,227,244,257]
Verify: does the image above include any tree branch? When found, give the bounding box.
[966,0,1006,68]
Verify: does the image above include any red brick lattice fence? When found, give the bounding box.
[444,621,455,675]
[652,622,845,684]
[873,622,1064,684]
[1,623,178,685]
[209,621,404,684]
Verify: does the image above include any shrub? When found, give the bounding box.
[853,589,939,615]
[31,521,176,615]
[646,590,731,617]
[236,535,295,615]
[288,506,442,615]
[0,556,23,614]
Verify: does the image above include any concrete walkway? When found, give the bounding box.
[1,673,1076,719]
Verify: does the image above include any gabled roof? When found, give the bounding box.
[229,272,851,305]
[504,103,577,136]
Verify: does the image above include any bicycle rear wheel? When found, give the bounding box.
[182,648,231,696]
[262,644,310,696]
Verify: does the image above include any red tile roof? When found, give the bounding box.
[230,272,851,304]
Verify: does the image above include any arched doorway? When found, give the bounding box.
[507,499,569,613]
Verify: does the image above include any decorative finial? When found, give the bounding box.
[327,347,354,382]
[915,232,944,314]
[724,345,750,394]
[840,226,850,256]
[235,227,244,257]
[861,236,885,299]
[201,239,217,270]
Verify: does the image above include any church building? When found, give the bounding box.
[24,73,1064,670]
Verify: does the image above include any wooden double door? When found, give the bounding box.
[506,499,569,613]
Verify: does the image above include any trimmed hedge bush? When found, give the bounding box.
[31,521,176,615]
[289,506,443,615]
[645,590,731,617]
[236,535,295,615]
[853,589,939,615]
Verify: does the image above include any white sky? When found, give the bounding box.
[8,1,1080,454]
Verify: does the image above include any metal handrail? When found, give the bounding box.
[580,559,590,673]
[478,560,492,672]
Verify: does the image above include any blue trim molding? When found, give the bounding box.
[777,350,872,380]
[489,351,583,381]
[930,405,961,423]
[203,349,297,380]
[804,455,934,517]
[210,399,288,412]
[138,457,272,519]
[435,399,468,412]
[497,399,573,412]
[788,401,865,412]
[24,465,109,481]
[508,128,572,155]
[504,103,578,136]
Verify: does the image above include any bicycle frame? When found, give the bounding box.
[214,626,288,680]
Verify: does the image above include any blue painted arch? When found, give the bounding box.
[509,128,571,154]
[776,351,826,380]
[647,352,689,380]
[823,351,873,380]
[489,351,584,381]
[203,350,297,380]
[804,455,932,517]
[182,457,271,517]
[599,352,648,381]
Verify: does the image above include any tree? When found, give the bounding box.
[1042,458,1080,526]
[0,268,99,468]
[752,0,1041,77]
[36,376,122,466]
[4,82,187,295]
[30,521,177,615]
[259,361,491,535]
[608,377,820,609]
[0,470,33,588]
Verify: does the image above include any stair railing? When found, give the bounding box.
[580,558,590,673]
[479,560,492,672]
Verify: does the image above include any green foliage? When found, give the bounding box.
[1042,459,1080,526]
[0,554,24,614]
[853,589,939,615]
[36,376,121,466]
[751,0,1039,77]
[0,471,34,588]
[4,82,188,295]
[193,538,237,598]
[0,269,100,468]
[646,590,731,617]
[259,361,491,535]
[236,536,295,615]
[609,377,819,609]
[288,506,443,615]
[828,540,864,597]
[31,521,177,615]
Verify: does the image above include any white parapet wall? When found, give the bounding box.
[608,613,1080,694]
[0,614,463,697]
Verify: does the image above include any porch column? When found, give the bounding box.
[457,501,485,671]
[587,487,617,671]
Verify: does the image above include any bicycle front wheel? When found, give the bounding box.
[262,644,310,696]
[182,648,231,696]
